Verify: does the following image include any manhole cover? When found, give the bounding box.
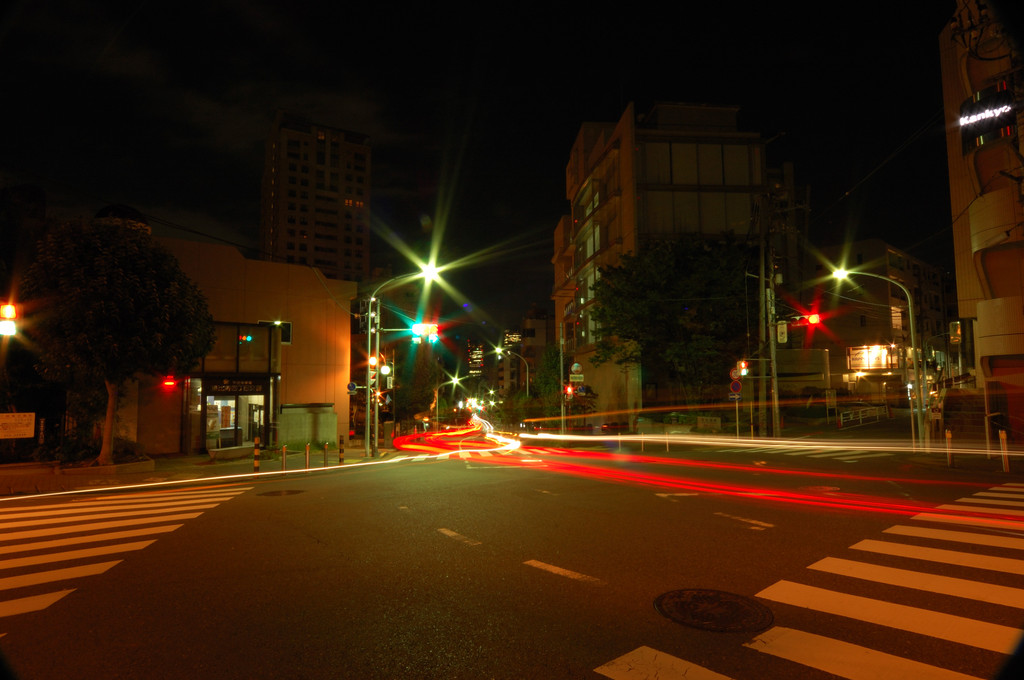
[256,490,305,496]
[654,589,773,632]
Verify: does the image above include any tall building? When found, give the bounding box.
[553,102,797,417]
[260,111,371,281]
[939,1,1024,440]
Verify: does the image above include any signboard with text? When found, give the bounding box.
[0,413,34,439]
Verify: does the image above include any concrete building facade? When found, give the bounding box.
[939,1,1024,440]
[126,238,356,455]
[553,102,781,417]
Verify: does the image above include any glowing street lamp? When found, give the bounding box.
[496,347,529,398]
[833,268,925,446]
[364,263,443,457]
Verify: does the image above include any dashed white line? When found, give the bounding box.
[436,528,481,546]
[523,559,603,584]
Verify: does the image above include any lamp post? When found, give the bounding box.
[833,269,925,446]
[363,264,441,457]
[496,347,529,398]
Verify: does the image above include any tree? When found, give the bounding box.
[396,346,443,423]
[22,218,215,464]
[590,238,754,403]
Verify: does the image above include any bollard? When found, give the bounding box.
[254,435,261,473]
[281,444,287,472]
[324,442,330,467]
[945,429,954,468]
[1000,429,1010,473]
[305,443,310,469]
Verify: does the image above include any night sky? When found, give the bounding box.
[0,2,972,332]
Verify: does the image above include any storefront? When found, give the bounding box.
[184,322,281,455]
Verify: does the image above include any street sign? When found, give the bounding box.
[569,374,584,383]
[570,362,582,374]
[730,380,742,393]
[0,413,34,439]
[728,393,742,401]
[729,368,742,380]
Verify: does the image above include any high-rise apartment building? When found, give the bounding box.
[260,111,371,281]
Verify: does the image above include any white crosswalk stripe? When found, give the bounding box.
[717,445,894,462]
[392,449,524,462]
[597,482,1024,679]
[0,486,249,627]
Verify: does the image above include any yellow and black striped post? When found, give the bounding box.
[253,436,260,473]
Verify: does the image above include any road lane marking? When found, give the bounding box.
[978,492,1024,499]
[745,626,983,680]
[0,513,203,542]
[911,512,1024,531]
[809,556,1024,608]
[0,541,154,570]
[852,539,1024,575]
[834,453,894,460]
[437,528,481,546]
[0,496,241,520]
[0,590,75,618]
[756,580,1021,653]
[523,559,604,584]
[937,503,1024,517]
[0,525,181,555]
[0,504,221,530]
[0,488,248,513]
[656,493,699,500]
[714,512,774,530]
[885,525,1024,550]
[595,645,733,679]
[955,497,1024,508]
[0,560,121,591]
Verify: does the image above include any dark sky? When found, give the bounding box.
[1,2,964,332]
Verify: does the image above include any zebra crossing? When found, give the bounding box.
[718,444,895,462]
[0,485,250,628]
[392,449,528,462]
[598,482,1024,679]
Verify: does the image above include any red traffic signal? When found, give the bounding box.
[0,303,17,336]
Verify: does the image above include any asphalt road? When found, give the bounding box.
[0,437,1020,679]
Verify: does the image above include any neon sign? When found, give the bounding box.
[960,83,1015,154]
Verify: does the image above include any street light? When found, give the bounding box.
[833,268,925,446]
[364,264,442,457]
[495,347,529,398]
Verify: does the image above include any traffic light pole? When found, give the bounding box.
[364,298,377,458]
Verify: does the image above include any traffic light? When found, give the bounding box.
[238,333,252,343]
[412,323,439,344]
[790,313,822,327]
[565,384,574,399]
[736,360,749,376]
[0,303,16,336]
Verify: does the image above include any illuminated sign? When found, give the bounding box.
[847,345,896,371]
[960,83,1015,154]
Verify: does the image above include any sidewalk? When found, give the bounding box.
[0,446,397,497]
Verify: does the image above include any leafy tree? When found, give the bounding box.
[534,344,569,418]
[590,238,754,403]
[22,218,215,465]
[395,346,443,422]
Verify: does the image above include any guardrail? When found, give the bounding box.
[838,406,887,428]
